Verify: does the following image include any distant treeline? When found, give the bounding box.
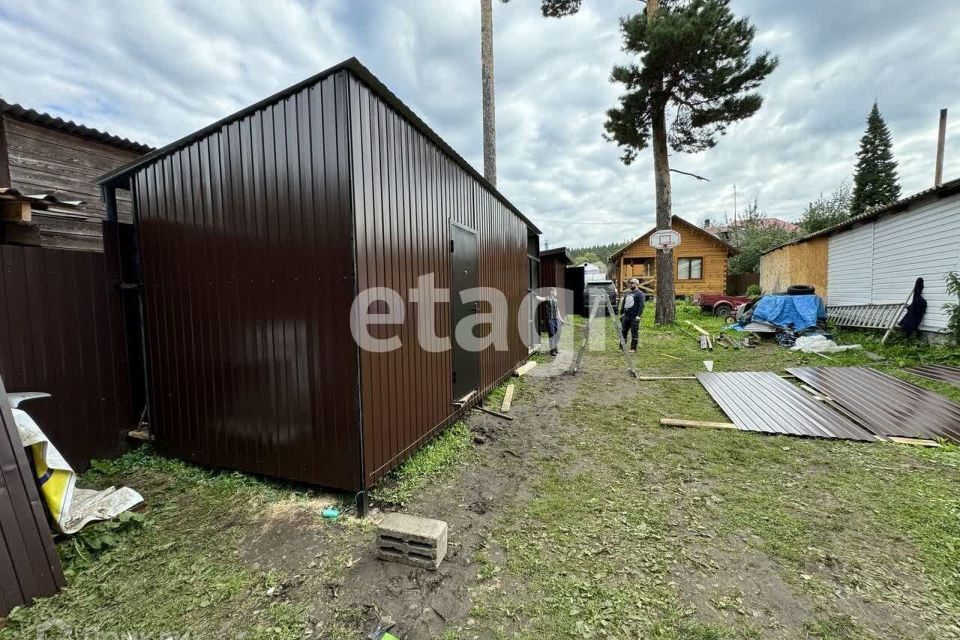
[567,241,631,265]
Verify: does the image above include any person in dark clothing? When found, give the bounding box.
[898,277,927,338]
[537,288,566,356]
[619,278,645,352]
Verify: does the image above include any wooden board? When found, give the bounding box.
[661,418,738,430]
[0,200,31,223]
[759,236,828,299]
[514,361,537,377]
[500,384,515,413]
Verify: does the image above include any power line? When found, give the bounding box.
[531,218,635,225]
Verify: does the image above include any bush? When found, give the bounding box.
[945,271,960,345]
[746,283,761,297]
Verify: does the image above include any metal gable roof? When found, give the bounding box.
[97,57,540,234]
[762,177,960,255]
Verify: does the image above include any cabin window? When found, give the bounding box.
[678,257,703,280]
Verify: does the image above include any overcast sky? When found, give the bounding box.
[1,1,958,250]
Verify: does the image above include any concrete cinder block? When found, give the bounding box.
[376,513,448,570]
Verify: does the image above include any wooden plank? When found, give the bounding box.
[684,320,711,336]
[0,116,10,188]
[887,436,941,448]
[475,406,514,421]
[500,383,515,412]
[514,361,537,377]
[0,200,30,223]
[661,418,739,430]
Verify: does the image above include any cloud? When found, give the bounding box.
[0,0,957,250]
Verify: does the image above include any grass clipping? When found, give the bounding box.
[371,421,473,506]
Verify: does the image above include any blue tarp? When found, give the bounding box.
[748,295,826,332]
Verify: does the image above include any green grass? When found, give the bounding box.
[370,421,474,506]
[0,448,337,640]
[469,305,960,639]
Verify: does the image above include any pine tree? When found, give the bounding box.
[603,0,777,323]
[851,102,901,215]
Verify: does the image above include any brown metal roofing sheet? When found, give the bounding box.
[697,371,877,441]
[788,367,960,442]
[906,365,960,388]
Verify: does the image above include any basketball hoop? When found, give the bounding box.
[649,229,681,250]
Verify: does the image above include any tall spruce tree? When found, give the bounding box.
[851,102,901,215]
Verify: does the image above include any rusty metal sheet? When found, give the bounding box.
[697,371,877,441]
[906,365,960,388]
[788,367,960,443]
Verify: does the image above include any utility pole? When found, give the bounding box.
[480,0,497,186]
[732,184,737,225]
[935,108,947,188]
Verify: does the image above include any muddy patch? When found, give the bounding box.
[672,537,815,638]
[308,373,580,639]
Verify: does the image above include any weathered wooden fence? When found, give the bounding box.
[726,272,760,295]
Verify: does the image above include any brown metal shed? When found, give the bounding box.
[539,247,573,291]
[98,58,540,502]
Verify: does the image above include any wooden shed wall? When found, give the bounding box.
[2,117,141,251]
[131,72,362,491]
[616,218,730,295]
[759,237,828,296]
[348,77,530,485]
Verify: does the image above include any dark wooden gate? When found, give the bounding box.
[0,373,64,616]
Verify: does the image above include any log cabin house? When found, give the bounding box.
[609,216,737,296]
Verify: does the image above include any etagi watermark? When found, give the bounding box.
[36,619,190,640]
[349,275,607,357]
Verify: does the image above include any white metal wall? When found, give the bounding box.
[827,223,874,306]
[827,193,960,332]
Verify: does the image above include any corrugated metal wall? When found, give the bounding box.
[348,77,530,484]
[131,72,361,491]
[0,244,132,469]
[827,194,960,332]
[828,223,875,305]
[540,255,566,290]
[0,373,64,616]
[870,195,960,331]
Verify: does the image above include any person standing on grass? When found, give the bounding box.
[537,287,566,356]
[620,278,645,352]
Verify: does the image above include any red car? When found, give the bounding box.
[691,293,752,318]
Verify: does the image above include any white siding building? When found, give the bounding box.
[827,180,960,334]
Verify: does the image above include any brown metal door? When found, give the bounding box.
[450,222,479,400]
